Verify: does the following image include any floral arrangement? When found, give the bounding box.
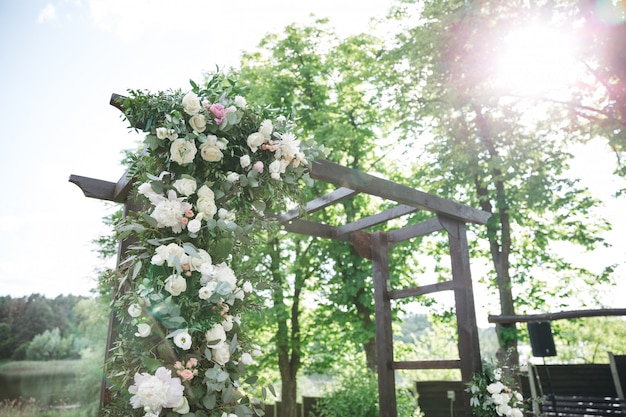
[466,362,525,417]
[105,72,320,417]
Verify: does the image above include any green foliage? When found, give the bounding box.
[312,368,419,417]
[25,328,80,361]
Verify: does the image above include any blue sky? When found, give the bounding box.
[0,0,624,316]
[0,0,388,298]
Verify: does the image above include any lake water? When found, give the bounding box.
[0,372,82,405]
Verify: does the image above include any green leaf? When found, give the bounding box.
[143,357,162,373]
[131,260,143,281]
[202,393,216,410]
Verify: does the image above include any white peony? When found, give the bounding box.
[487,382,504,395]
[276,132,300,161]
[182,92,201,115]
[269,159,282,180]
[137,182,163,205]
[164,274,187,296]
[242,281,253,293]
[129,367,185,415]
[189,248,211,272]
[153,243,188,268]
[221,315,234,331]
[170,138,197,165]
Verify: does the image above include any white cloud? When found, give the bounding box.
[37,4,57,23]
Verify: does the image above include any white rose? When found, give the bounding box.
[240,154,251,168]
[242,281,253,293]
[222,315,234,331]
[189,114,207,132]
[187,218,201,234]
[137,182,162,205]
[197,184,215,198]
[173,178,197,197]
[200,263,215,279]
[259,119,273,138]
[135,323,151,338]
[250,344,262,357]
[198,285,214,300]
[182,92,201,115]
[189,249,211,271]
[246,132,265,153]
[218,208,235,222]
[493,368,502,380]
[205,323,226,345]
[214,263,237,290]
[487,382,504,394]
[173,330,192,350]
[212,342,231,365]
[269,159,282,180]
[197,196,217,218]
[155,243,188,267]
[241,352,254,365]
[173,397,190,415]
[170,138,197,165]
[199,142,224,162]
[164,274,187,296]
[226,172,239,183]
[233,288,245,300]
[511,408,524,417]
[128,303,142,318]
[156,127,169,140]
[234,95,247,108]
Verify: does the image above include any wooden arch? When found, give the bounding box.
[69,94,491,417]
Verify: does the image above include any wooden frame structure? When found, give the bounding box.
[69,94,491,417]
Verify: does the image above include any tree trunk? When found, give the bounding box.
[473,105,520,370]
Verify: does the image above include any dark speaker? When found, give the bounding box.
[528,321,556,357]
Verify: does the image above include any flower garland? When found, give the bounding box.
[466,362,525,417]
[105,72,320,417]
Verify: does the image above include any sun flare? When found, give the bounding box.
[494,24,580,96]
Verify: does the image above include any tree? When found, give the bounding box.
[385,0,617,368]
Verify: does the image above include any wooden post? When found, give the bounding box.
[372,232,397,417]
[439,214,482,416]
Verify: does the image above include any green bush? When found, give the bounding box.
[25,328,80,361]
[313,369,420,417]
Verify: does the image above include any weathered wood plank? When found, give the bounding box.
[333,204,420,237]
[394,359,461,370]
[279,218,342,240]
[276,187,358,223]
[388,280,454,300]
[372,232,397,417]
[387,217,444,243]
[309,160,490,225]
[488,309,626,324]
[69,175,117,201]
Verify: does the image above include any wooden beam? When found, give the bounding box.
[372,232,397,417]
[388,280,454,300]
[387,217,444,243]
[393,359,461,370]
[69,171,133,203]
[488,308,626,324]
[279,219,343,240]
[276,187,358,223]
[333,204,420,237]
[309,160,491,225]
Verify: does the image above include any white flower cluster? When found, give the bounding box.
[468,366,524,417]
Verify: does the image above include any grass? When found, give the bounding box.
[0,398,93,417]
[0,360,83,377]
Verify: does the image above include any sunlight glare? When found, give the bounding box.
[494,24,579,97]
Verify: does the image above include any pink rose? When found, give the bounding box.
[209,104,229,124]
[252,161,264,173]
[177,369,195,381]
